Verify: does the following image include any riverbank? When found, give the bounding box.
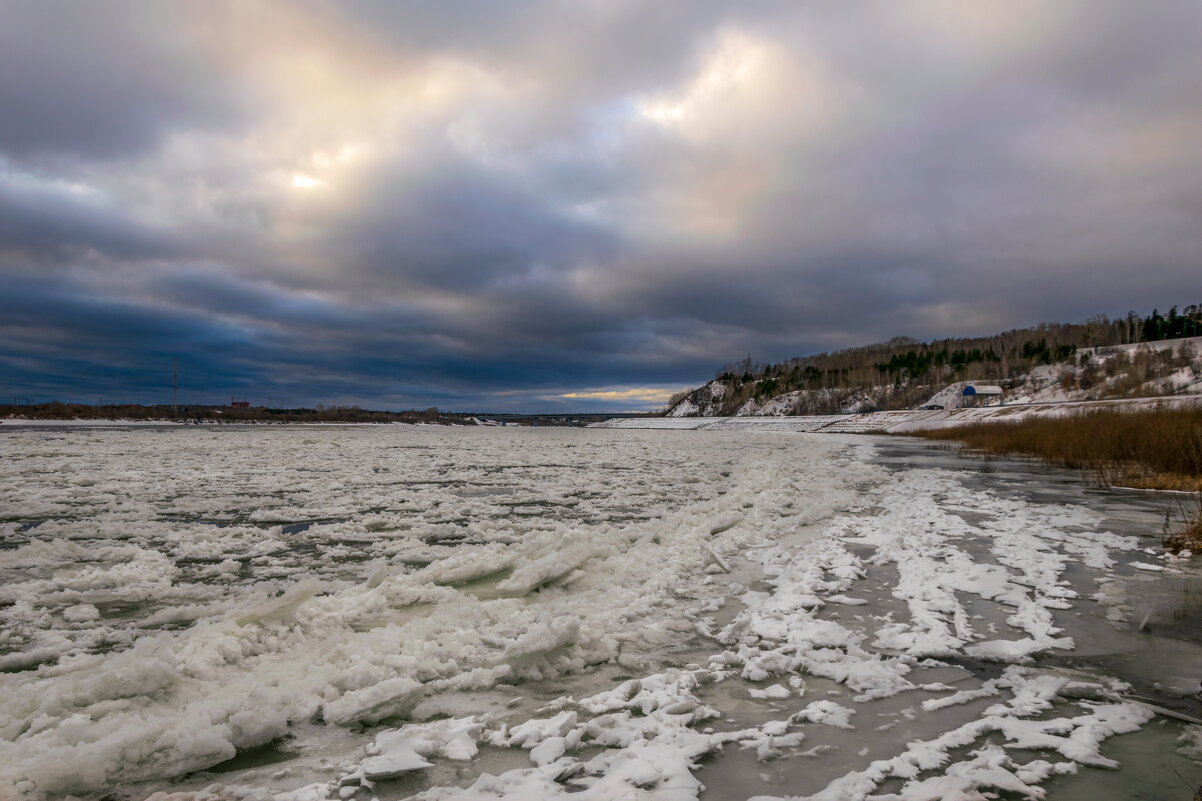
[592,393,1202,433]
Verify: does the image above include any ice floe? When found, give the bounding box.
[0,425,1196,801]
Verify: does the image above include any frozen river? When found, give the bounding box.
[1,424,1200,800]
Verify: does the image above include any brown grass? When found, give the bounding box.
[1163,498,1202,553]
[913,406,1202,550]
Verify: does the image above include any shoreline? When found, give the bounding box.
[0,418,462,427]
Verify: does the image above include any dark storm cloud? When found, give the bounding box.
[0,264,702,410]
[2,1,1201,410]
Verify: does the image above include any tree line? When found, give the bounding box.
[669,303,1202,416]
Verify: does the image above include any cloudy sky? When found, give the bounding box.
[2,1,1200,412]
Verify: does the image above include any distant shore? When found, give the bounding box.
[1,403,656,428]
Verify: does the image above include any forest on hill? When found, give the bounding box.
[669,304,1202,417]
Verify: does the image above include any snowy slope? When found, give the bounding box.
[668,381,729,417]
[666,336,1202,418]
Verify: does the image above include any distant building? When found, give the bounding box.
[231,400,251,409]
[961,384,1003,406]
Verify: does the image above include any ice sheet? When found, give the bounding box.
[0,426,1196,801]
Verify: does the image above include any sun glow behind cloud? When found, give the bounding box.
[559,387,688,404]
[287,147,360,192]
[291,173,324,189]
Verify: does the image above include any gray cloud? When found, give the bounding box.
[301,147,619,294]
[0,1,255,162]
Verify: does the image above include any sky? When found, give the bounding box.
[2,1,1201,412]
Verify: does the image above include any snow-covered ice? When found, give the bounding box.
[1,424,1199,801]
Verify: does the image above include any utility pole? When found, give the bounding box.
[172,359,179,416]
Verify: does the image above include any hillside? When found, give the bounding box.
[666,306,1202,417]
